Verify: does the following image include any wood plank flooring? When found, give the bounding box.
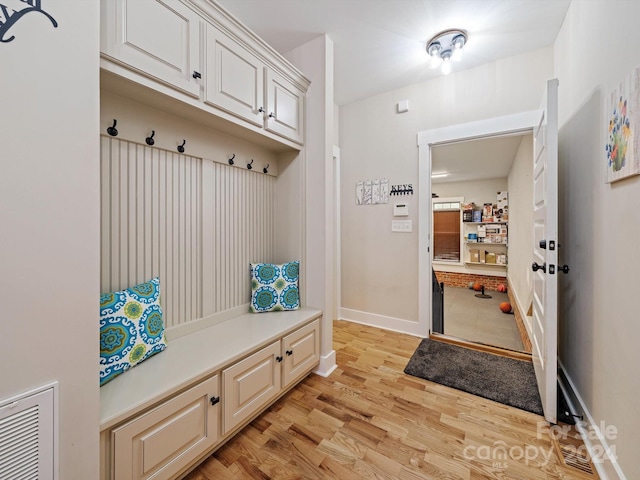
[184,320,597,480]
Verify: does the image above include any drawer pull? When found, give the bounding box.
[285,350,293,356]
[210,396,220,406]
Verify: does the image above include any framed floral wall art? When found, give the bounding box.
[605,67,640,183]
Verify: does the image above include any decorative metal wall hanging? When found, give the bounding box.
[0,0,58,43]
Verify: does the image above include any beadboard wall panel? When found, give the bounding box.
[101,136,275,329]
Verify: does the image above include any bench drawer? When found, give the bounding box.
[112,376,219,480]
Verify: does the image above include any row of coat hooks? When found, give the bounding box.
[106,119,271,174]
[227,154,269,173]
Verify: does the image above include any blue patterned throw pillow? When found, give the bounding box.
[250,261,300,312]
[99,277,167,386]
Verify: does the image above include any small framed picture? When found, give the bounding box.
[605,67,640,183]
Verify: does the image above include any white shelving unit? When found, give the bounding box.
[463,221,508,267]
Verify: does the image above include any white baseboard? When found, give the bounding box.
[558,360,626,480]
[313,350,337,377]
[506,273,533,341]
[339,308,427,337]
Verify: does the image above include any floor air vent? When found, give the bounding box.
[0,385,55,480]
[553,423,597,477]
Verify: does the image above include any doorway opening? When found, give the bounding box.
[430,134,532,353]
[417,111,541,356]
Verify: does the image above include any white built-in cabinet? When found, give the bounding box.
[100,0,202,98]
[223,342,281,435]
[265,69,305,144]
[204,25,264,126]
[111,376,219,480]
[223,319,319,435]
[101,316,320,480]
[282,320,321,387]
[101,0,306,145]
[99,1,315,478]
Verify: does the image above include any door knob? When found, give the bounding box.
[558,265,570,274]
[532,262,546,273]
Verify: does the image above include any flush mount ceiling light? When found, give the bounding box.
[426,29,467,75]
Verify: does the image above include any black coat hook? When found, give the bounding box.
[247,159,254,170]
[177,139,186,153]
[228,154,235,165]
[263,163,270,174]
[145,130,155,146]
[107,119,118,137]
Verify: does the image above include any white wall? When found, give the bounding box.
[285,35,337,375]
[433,178,507,206]
[555,1,640,478]
[507,135,534,331]
[333,102,340,146]
[0,2,100,479]
[340,47,553,328]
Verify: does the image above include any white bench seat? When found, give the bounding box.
[100,307,322,431]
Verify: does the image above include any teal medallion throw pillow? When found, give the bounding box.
[99,277,167,386]
[250,261,300,312]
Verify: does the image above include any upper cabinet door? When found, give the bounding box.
[204,25,265,127]
[266,69,305,144]
[101,0,202,98]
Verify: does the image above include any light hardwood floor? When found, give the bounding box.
[185,320,597,480]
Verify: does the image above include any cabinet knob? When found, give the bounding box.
[192,71,202,79]
[286,350,293,356]
[268,112,276,119]
[276,355,283,362]
[558,264,570,274]
[210,396,220,406]
[258,107,265,114]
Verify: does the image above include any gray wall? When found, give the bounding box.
[555,1,640,477]
[340,47,553,326]
[0,1,100,478]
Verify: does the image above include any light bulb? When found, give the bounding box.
[452,34,465,62]
[441,51,452,75]
[452,34,466,50]
[427,41,441,68]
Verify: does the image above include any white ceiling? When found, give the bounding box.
[431,133,530,184]
[215,0,571,106]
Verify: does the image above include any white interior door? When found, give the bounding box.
[532,78,559,424]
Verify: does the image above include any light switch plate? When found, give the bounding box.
[392,220,412,232]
